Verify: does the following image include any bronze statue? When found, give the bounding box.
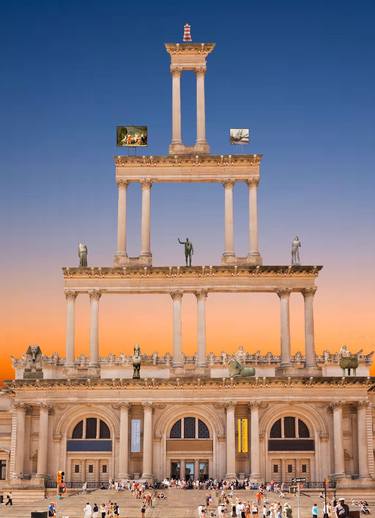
[227,358,255,378]
[178,237,194,267]
[132,344,141,379]
[339,345,362,376]
[78,243,88,267]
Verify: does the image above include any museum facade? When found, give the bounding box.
[0,31,374,494]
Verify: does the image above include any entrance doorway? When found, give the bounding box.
[170,459,209,481]
[185,461,195,481]
[171,461,180,479]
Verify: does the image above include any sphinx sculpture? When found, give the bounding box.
[227,357,255,378]
[23,345,44,379]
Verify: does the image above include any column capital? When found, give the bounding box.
[88,289,102,301]
[142,401,153,409]
[249,401,261,409]
[247,177,259,187]
[170,65,182,74]
[194,66,207,74]
[357,400,369,408]
[195,289,208,300]
[329,400,345,410]
[223,179,235,188]
[64,290,78,301]
[225,401,236,411]
[38,402,51,411]
[13,402,27,411]
[116,178,129,187]
[140,178,152,189]
[277,288,291,298]
[170,290,183,301]
[302,287,317,297]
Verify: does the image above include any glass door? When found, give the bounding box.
[185,461,195,481]
[199,461,209,481]
[171,461,180,479]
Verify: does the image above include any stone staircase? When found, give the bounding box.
[0,487,374,518]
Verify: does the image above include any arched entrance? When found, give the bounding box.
[167,416,212,481]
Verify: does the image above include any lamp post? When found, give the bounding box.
[323,479,328,518]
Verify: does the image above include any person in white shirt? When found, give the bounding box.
[83,502,93,518]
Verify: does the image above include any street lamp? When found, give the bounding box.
[323,479,329,518]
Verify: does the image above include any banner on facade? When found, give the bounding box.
[237,418,249,453]
[131,419,141,452]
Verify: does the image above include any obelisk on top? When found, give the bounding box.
[165,25,215,155]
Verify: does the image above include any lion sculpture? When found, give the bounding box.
[227,358,255,378]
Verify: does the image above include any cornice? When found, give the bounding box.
[115,154,262,167]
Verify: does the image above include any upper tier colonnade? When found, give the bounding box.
[114,154,263,267]
[63,265,322,372]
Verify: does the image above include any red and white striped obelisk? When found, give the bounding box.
[183,23,192,42]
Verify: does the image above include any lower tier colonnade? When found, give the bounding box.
[9,396,373,485]
[64,283,319,371]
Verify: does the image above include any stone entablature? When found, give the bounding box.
[115,154,261,182]
[63,265,321,294]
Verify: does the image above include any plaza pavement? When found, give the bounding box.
[0,488,374,518]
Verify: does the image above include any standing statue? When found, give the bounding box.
[178,237,194,267]
[78,243,88,267]
[132,344,141,379]
[291,236,301,265]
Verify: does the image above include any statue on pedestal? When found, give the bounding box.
[178,237,194,267]
[291,236,301,265]
[78,243,88,267]
[132,344,141,379]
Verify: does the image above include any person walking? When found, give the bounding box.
[100,503,107,518]
[312,503,319,518]
[93,503,99,518]
[5,491,13,506]
[335,498,350,518]
[83,502,93,518]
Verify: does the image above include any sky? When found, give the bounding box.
[1,0,374,380]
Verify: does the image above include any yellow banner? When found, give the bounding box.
[237,418,248,453]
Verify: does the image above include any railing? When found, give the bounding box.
[46,480,110,490]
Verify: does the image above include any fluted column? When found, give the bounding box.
[89,290,101,366]
[65,290,77,366]
[171,68,182,145]
[171,291,183,367]
[303,288,317,368]
[277,289,291,367]
[331,402,345,478]
[140,180,152,258]
[248,178,260,258]
[116,180,128,258]
[196,68,206,145]
[196,290,208,367]
[249,402,261,480]
[14,403,26,477]
[119,403,130,479]
[225,403,236,479]
[357,401,370,479]
[142,403,153,480]
[36,403,49,477]
[223,180,235,259]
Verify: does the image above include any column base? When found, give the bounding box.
[225,473,237,480]
[169,143,210,155]
[118,473,130,480]
[141,473,153,481]
[114,253,128,267]
[114,255,152,267]
[250,473,262,482]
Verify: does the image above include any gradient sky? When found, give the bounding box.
[1,0,375,380]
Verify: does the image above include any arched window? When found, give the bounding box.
[169,417,210,439]
[268,416,314,452]
[71,418,111,439]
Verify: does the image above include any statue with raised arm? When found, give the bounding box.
[178,237,194,267]
[291,236,301,265]
[78,243,88,267]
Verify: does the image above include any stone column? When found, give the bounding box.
[277,289,291,367]
[223,180,235,259]
[14,403,26,477]
[357,401,370,479]
[171,68,182,145]
[303,288,317,368]
[36,403,49,477]
[171,291,183,367]
[142,403,153,480]
[331,402,345,478]
[119,403,130,479]
[225,403,236,479]
[140,180,152,259]
[116,179,128,258]
[196,290,208,367]
[89,290,101,366]
[249,402,261,480]
[65,290,77,366]
[248,178,260,258]
[196,68,206,145]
